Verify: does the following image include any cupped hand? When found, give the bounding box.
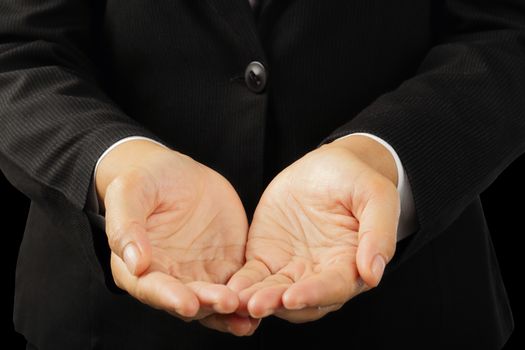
[227,135,400,323]
[96,140,257,335]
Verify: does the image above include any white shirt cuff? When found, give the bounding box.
[336,133,418,241]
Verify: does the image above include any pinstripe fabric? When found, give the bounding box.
[1,0,523,349]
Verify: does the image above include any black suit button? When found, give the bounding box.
[244,61,267,93]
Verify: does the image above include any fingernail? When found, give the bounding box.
[123,243,140,274]
[371,255,386,283]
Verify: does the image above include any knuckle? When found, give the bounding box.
[106,171,150,201]
[105,176,130,199]
[363,172,398,199]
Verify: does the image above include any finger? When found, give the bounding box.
[199,314,260,337]
[247,284,289,318]
[281,268,357,309]
[242,273,293,318]
[186,281,239,314]
[273,303,342,323]
[355,180,399,287]
[227,260,271,293]
[105,174,155,275]
[112,253,199,318]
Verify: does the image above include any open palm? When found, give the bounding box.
[228,144,400,323]
[103,149,248,322]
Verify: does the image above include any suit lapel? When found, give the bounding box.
[257,0,293,40]
[202,0,265,59]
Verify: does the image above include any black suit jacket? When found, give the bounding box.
[1,1,524,349]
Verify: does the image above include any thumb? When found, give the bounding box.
[355,181,399,288]
[104,176,153,276]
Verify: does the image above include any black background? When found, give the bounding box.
[2,155,523,349]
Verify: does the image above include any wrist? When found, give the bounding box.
[95,140,169,204]
[325,135,398,186]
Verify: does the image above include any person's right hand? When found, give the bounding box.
[96,140,258,336]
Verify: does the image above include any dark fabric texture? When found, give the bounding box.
[0,0,523,349]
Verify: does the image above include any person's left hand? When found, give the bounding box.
[223,135,401,324]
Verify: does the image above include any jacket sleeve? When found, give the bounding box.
[321,0,525,263]
[0,1,161,285]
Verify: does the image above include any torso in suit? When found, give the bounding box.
[1,0,523,349]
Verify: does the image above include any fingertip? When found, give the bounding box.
[356,234,387,287]
[246,293,273,318]
[123,242,140,275]
[246,296,262,318]
[370,254,386,286]
[247,286,286,318]
[238,288,255,311]
[246,318,261,336]
[199,314,251,336]
[206,314,254,337]
[128,242,152,276]
[229,318,253,337]
[107,220,151,276]
[215,289,240,314]
[136,239,152,275]
[355,246,375,287]
[187,282,241,314]
[227,275,253,294]
[282,290,306,310]
[227,260,270,293]
[248,306,272,319]
[360,258,384,288]
[175,294,200,318]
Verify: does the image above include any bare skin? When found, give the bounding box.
[97,135,399,335]
[203,135,400,333]
[97,140,258,336]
